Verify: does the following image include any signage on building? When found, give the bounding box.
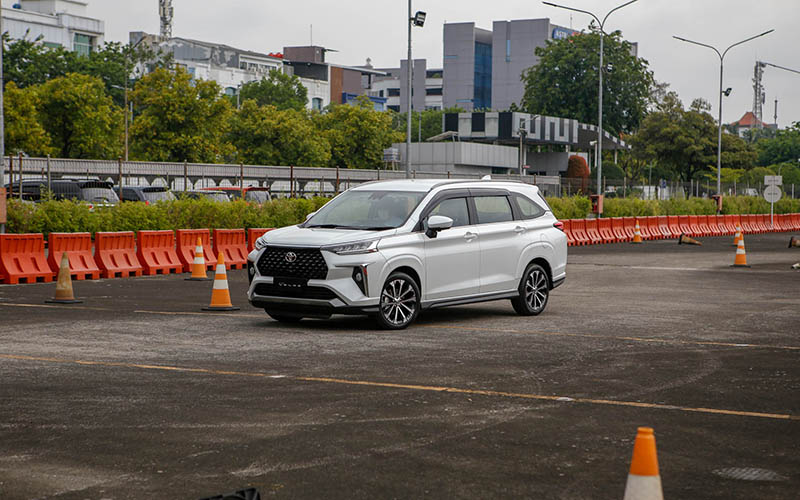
[552,27,576,40]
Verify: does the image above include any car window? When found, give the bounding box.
[80,187,119,203]
[474,196,513,224]
[514,194,546,219]
[429,197,470,227]
[142,190,176,202]
[307,190,425,230]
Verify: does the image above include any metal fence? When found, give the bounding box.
[562,177,799,200]
[3,156,563,198]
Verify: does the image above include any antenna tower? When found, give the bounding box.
[159,0,174,39]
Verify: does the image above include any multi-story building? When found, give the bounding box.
[372,60,443,113]
[2,0,104,55]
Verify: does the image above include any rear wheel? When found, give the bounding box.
[375,272,420,330]
[511,263,549,316]
[265,309,303,323]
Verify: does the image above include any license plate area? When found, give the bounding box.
[274,277,309,295]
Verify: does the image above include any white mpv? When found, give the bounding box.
[247,179,567,329]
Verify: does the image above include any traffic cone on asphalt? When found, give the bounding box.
[202,253,240,311]
[186,237,211,281]
[789,236,800,248]
[632,221,643,244]
[623,427,663,500]
[678,233,702,246]
[45,252,83,304]
[731,234,750,267]
[733,225,743,246]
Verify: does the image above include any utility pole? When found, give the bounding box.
[1,0,6,234]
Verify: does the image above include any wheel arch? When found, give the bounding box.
[528,257,553,289]
[389,266,422,294]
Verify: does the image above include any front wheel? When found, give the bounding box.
[511,263,550,316]
[375,272,420,330]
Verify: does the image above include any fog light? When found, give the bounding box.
[352,265,368,295]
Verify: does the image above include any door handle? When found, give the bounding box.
[514,226,526,234]
[464,231,477,241]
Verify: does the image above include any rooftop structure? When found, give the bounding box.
[2,0,104,55]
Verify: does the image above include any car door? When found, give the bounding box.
[472,192,522,294]
[422,194,481,300]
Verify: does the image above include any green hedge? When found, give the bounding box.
[4,195,799,235]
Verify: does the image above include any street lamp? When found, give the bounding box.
[543,0,638,203]
[673,29,774,199]
[1,1,6,234]
[405,2,426,179]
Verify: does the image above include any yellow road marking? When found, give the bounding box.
[0,353,795,422]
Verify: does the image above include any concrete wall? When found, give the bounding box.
[394,142,519,174]
[491,19,551,111]
[443,23,479,110]
[526,151,571,176]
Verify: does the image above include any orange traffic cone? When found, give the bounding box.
[45,252,83,304]
[632,220,643,244]
[623,427,663,500]
[678,233,702,246]
[202,253,240,311]
[731,234,750,267]
[185,236,211,281]
[733,225,742,246]
[789,236,800,248]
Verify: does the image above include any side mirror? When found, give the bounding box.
[425,215,454,238]
[305,211,317,221]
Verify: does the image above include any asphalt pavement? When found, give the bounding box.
[0,232,798,499]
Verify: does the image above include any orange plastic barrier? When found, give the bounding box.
[740,214,755,234]
[695,216,712,236]
[646,217,662,240]
[46,232,101,280]
[774,214,790,231]
[0,233,55,284]
[611,218,629,242]
[667,216,682,238]
[562,220,576,246]
[705,215,723,236]
[598,218,616,243]
[792,214,800,230]
[137,230,182,275]
[656,216,672,239]
[723,214,739,234]
[584,219,603,245]
[176,229,216,273]
[570,219,589,246]
[622,217,636,240]
[756,214,770,233]
[677,215,694,236]
[94,232,143,278]
[213,229,248,269]
[247,228,274,252]
[687,215,703,236]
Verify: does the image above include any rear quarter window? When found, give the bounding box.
[513,193,546,219]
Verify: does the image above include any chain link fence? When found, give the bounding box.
[562,176,798,200]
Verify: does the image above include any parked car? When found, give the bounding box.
[115,186,176,204]
[76,180,119,206]
[177,190,231,202]
[247,179,567,329]
[200,186,272,203]
[4,179,116,205]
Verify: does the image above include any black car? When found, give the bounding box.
[5,179,82,201]
[115,186,176,203]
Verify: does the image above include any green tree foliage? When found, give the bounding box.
[2,35,78,88]
[315,96,404,169]
[391,107,463,142]
[629,93,756,181]
[755,123,800,166]
[238,69,308,111]
[520,29,654,135]
[130,67,234,163]
[228,100,331,166]
[36,73,122,159]
[3,82,54,157]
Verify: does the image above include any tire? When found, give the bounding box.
[375,272,420,330]
[265,309,303,323]
[511,263,550,316]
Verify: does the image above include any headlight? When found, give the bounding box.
[254,237,267,251]
[323,239,380,255]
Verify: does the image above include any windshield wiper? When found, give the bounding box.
[307,224,361,229]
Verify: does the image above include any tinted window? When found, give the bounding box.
[429,198,469,227]
[474,196,513,224]
[80,187,119,203]
[142,190,175,202]
[514,194,546,219]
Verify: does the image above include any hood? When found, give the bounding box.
[262,225,398,247]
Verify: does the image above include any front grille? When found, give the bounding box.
[254,283,338,300]
[256,247,328,280]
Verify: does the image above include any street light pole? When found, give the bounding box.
[673,29,774,197]
[543,0,638,200]
[1,0,5,234]
[406,0,412,179]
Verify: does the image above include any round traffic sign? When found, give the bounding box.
[764,185,782,203]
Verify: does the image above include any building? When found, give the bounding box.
[729,111,777,138]
[442,22,494,111]
[2,0,104,55]
[372,60,444,113]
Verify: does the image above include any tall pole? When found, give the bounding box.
[405,0,412,179]
[124,86,129,161]
[0,0,5,234]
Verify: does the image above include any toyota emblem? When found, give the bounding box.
[284,252,297,263]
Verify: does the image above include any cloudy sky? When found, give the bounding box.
[88,0,799,128]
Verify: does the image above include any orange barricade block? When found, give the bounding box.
[584,218,603,245]
[780,214,795,231]
[176,229,216,273]
[645,217,661,240]
[570,219,590,246]
[247,228,274,252]
[622,217,637,240]
[723,215,739,235]
[0,233,55,284]
[666,215,682,238]
[695,216,712,236]
[598,218,616,243]
[705,215,722,236]
[562,220,575,246]
[213,229,248,269]
[137,230,182,275]
[755,214,770,233]
[740,214,755,234]
[656,216,672,239]
[634,217,651,240]
[94,232,143,279]
[687,215,703,236]
[611,217,629,242]
[678,215,694,236]
[792,214,800,231]
[46,232,101,280]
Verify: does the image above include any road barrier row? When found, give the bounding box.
[563,213,800,246]
[0,228,274,284]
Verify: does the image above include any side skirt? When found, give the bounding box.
[421,291,519,311]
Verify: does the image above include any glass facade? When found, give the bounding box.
[473,42,492,110]
[73,34,93,57]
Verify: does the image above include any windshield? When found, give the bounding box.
[307,190,426,230]
[81,188,119,204]
[143,190,176,202]
[203,193,230,202]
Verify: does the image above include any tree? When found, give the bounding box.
[238,70,308,111]
[3,82,54,157]
[315,96,404,169]
[2,35,78,88]
[755,123,800,166]
[228,100,331,166]
[130,67,234,163]
[520,29,654,135]
[36,74,122,159]
[565,155,590,192]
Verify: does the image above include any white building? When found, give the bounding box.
[2,0,104,55]
[373,61,443,113]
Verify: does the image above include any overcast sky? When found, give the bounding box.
[88,0,799,128]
